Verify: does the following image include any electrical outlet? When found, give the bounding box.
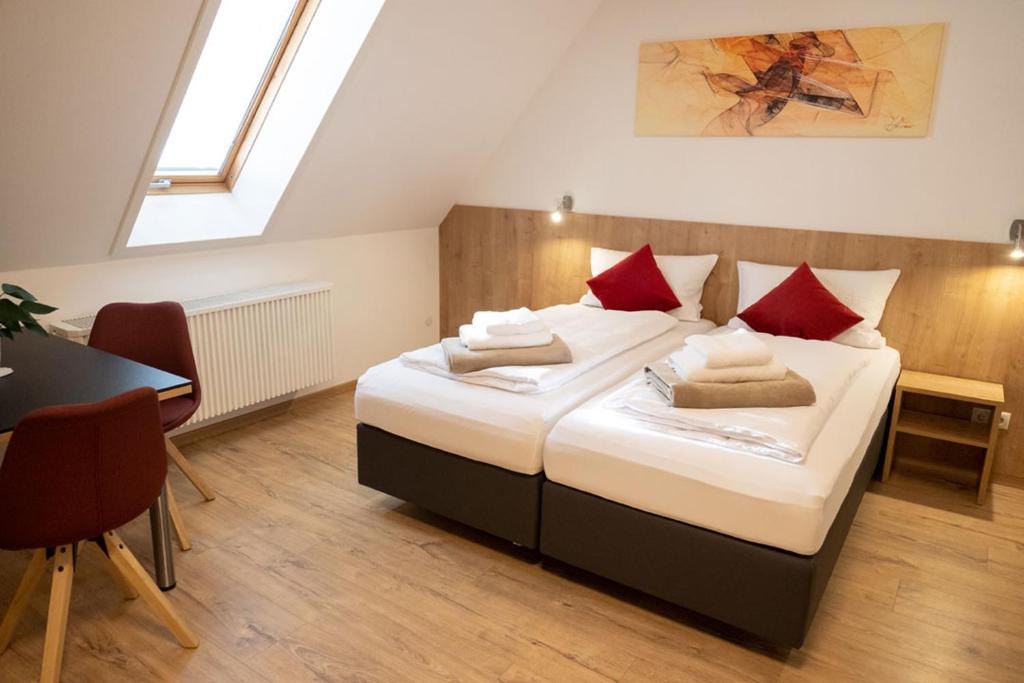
[1000,411,1011,430]
[971,407,993,425]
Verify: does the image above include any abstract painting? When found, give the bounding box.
[636,23,944,137]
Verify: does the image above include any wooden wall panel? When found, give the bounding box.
[439,204,1024,481]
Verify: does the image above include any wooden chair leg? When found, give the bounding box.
[165,436,215,502]
[87,543,139,600]
[0,549,47,653]
[165,480,192,552]
[103,531,198,649]
[40,545,74,683]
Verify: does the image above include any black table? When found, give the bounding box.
[0,333,192,590]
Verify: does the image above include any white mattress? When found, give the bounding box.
[355,318,715,476]
[543,339,901,555]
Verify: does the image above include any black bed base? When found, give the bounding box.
[356,423,544,548]
[539,412,889,648]
[357,410,888,648]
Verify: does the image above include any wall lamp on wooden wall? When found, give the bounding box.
[1012,220,1024,259]
[550,194,574,223]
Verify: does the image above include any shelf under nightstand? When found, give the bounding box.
[882,370,1005,504]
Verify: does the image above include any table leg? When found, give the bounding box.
[148,485,176,591]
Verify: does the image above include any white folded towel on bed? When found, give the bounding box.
[459,324,553,351]
[400,304,679,393]
[606,334,870,463]
[472,307,546,336]
[669,347,787,383]
[685,328,773,368]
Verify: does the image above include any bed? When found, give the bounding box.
[539,332,900,646]
[355,304,716,548]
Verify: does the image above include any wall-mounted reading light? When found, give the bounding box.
[550,194,574,223]
[1011,219,1024,259]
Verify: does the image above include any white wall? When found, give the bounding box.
[463,0,1024,244]
[0,228,439,386]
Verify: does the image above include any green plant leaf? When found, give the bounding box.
[23,320,49,337]
[20,300,57,315]
[1,283,37,302]
[0,299,31,323]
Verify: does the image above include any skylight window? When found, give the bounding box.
[124,0,384,249]
[151,0,309,193]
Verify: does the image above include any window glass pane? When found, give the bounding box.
[156,0,298,176]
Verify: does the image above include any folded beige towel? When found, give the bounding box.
[441,335,572,374]
[644,362,816,409]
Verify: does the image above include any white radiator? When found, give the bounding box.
[50,282,334,426]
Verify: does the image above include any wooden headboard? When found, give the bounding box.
[439,204,1024,483]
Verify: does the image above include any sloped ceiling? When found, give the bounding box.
[0,0,601,271]
[0,0,205,271]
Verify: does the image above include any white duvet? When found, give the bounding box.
[605,333,870,463]
[400,304,679,393]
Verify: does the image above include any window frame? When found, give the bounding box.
[148,0,317,196]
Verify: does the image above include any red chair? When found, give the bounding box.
[89,302,216,552]
[0,388,198,682]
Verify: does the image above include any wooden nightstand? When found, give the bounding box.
[882,370,1005,504]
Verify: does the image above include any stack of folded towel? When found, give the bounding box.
[459,308,552,350]
[442,307,573,373]
[645,329,815,409]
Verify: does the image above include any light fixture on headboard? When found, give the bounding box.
[1011,220,1024,259]
[550,194,574,223]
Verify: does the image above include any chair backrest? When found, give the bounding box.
[0,388,167,550]
[89,302,201,406]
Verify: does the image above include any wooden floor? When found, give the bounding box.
[1,389,1023,682]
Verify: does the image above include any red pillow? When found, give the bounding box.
[587,245,682,312]
[738,262,863,340]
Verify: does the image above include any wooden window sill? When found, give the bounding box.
[146,182,230,196]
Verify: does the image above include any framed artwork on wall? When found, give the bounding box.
[636,23,944,137]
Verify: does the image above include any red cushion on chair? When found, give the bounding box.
[160,396,198,432]
[89,302,202,431]
[586,245,682,312]
[738,262,863,340]
[0,388,167,550]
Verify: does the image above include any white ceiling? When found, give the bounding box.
[0,0,601,271]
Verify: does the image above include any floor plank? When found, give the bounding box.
[1,388,1022,681]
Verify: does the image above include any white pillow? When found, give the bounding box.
[736,261,900,329]
[727,316,886,349]
[734,261,900,349]
[580,248,719,321]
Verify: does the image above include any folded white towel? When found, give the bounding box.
[472,307,547,336]
[669,347,787,383]
[686,328,773,369]
[459,324,553,351]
